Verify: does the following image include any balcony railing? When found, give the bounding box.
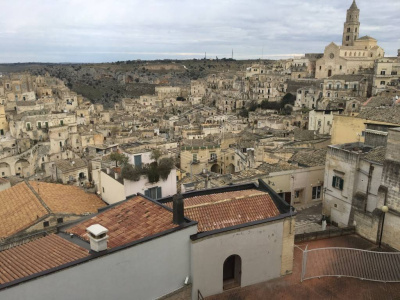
[208,157,218,163]
[191,159,200,165]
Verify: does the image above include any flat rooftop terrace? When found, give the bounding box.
[206,235,400,300]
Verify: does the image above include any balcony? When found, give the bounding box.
[191,159,200,165]
[208,157,218,163]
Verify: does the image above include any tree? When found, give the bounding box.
[238,108,249,118]
[121,164,142,181]
[247,101,258,112]
[150,149,162,162]
[110,152,128,167]
[281,93,296,107]
[158,157,175,180]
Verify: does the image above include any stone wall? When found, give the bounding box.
[354,210,379,243]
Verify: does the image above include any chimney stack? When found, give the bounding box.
[115,172,119,180]
[173,194,185,225]
[106,168,110,174]
[86,224,109,252]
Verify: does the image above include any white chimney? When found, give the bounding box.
[114,172,119,180]
[106,168,110,174]
[86,224,109,252]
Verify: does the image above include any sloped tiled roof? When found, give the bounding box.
[28,181,106,215]
[0,182,48,240]
[363,146,386,164]
[0,234,89,285]
[182,189,280,232]
[289,148,327,167]
[54,158,87,173]
[357,107,400,125]
[66,196,178,248]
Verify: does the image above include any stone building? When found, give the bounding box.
[180,139,222,176]
[372,54,400,95]
[322,75,368,99]
[315,1,385,79]
[308,109,343,135]
[52,158,89,185]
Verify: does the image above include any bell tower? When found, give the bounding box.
[342,0,360,46]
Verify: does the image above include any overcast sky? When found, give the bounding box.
[0,0,398,63]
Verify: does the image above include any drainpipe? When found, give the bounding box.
[365,164,374,212]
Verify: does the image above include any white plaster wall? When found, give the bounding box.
[191,221,284,299]
[0,225,197,300]
[100,171,125,205]
[126,151,152,166]
[124,168,177,198]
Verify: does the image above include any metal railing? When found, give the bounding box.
[301,246,400,283]
[198,290,204,300]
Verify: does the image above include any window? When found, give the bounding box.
[346,36,350,41]
[381,70,386,75]
[144,187,162,199]
[102,187,105,193]
[26,123,31,130]
[43,221,50,227]
[134,155,142,167]
[57,217,64,224]
[45,122,48,128]
[210,153,217,160]
[340,65,342,70]
[332,176,344,190]
[380,81,386,85]
[193,153,198,162]
[37,122,41,129]
[318,120,322,126]
[312,186,322,200]
[295,191,300,198]
[60,120,64,126]
[347,28,350,32]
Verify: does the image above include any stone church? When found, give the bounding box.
[315,0,385,79]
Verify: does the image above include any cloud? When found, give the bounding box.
[0,0,398,62]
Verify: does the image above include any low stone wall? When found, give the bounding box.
[157,285,192,300]
[295,226,355,243]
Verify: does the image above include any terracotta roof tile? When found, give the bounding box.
[66,196,178,248]
[28,181,106,215]
[178,189,280,232]
[0,234,89,285]
[0,182,48,240]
